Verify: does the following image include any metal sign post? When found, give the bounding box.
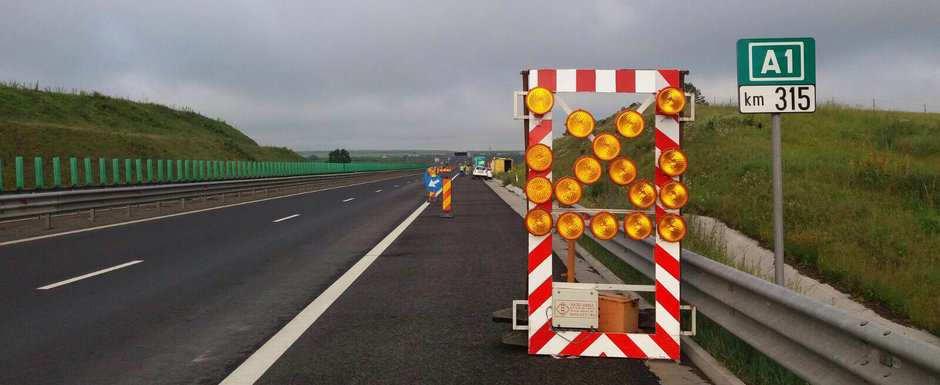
[737,37,816,286]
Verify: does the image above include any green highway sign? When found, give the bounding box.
[737,37,815,85]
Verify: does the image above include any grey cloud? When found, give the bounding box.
[1,0,937,151]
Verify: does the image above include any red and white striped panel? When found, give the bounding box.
[525,68,681,359]
[527,69,679,94]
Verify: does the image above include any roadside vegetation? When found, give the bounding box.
[501,102,939,335]
[0,82,303,188]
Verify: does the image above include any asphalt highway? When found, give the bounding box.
[256,175,658,384]
[0,172,428,384]
[0,171,658,384]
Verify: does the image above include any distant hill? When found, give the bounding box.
[0,82,303,163]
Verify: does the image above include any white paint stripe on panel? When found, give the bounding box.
[635,70,656,93]
[595,70,615,93]
[556,69,576,92]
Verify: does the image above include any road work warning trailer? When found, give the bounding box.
[504,69,696,359]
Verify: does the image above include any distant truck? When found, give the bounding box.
[490,158,513,173]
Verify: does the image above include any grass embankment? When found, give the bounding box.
[0,82,303,188]
[499,103,939,335]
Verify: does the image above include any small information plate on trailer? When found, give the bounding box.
[551,285,598,330]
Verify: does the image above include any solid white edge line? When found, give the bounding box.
[272,214,300,223]
[219,200,431,385]
[0,173,420,247]
[342,198,355,202]
[37,260,144,290]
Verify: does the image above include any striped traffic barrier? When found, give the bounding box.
[440,177,453,218]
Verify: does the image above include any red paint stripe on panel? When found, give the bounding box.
[529,321,556,354]
[607,333,645,357]
[528,120,552,147]
[654,168,673,188]
[655,280,681,321]
[528,236,553,273]
[653,324,680,359]
[537,69,557,91]
[654,129,680,152]
[655,205,668,220]
[528,278,553,315]
[654,244,680,280]
[615,69,636,92]
[576,69,596,92]
[658,69,680,88]
[559,332,602,356]
[526,169,551,179]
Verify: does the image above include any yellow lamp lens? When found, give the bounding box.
[525,176,553,204]
[656,86,686,115]
[659,180,689,209]
[623,212,652,240]
[657,213,687,242]
[526,87,554,115]
[608,157,637,186]
[615,110,644,138]
[658,148,688,176]
[592,132,621,161]
[554,176,582,205]
[524,208,553,236]
[565,109,595,138]
[573,155,602,184]
[628,179,656,208]
[526,144,553,172]
[556,212,585,240]
[589,211,618,240]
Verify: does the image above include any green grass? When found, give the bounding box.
[545,103,940,335]
[0,82,303,188]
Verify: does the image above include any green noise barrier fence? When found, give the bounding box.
[0,156,426,192]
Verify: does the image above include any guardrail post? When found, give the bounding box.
[146,159,153,183]
[135,159,143,184]
[124,159,131,184]
[97,158,105,185]
[157,159,163,182]
[112,159,120,184]
[69,158,78,187]
[14,156,23,190]
[34,157,44,190]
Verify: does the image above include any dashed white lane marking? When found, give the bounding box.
[374,189,382,193]
[342,198,355,203]
[38,260,144,290]
[220,200,431,385]
[272,214,300,223]
[394,185,399,188]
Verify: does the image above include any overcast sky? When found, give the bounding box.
[1,1,937,151]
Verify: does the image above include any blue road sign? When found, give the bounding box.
[424,174,442,192]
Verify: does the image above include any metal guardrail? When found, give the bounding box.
[0,169,422,223]
[590,234,940,385]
